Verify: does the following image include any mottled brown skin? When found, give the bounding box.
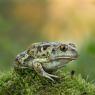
[14,42,78,81]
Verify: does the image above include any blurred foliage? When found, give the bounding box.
[75,35,95,81]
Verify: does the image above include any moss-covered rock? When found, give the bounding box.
[0,68,95,95]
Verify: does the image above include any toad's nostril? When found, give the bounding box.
[69,43,76,48]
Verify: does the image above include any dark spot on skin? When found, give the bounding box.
[15,57,19,62]
[43,45,50,50]
[24,56,34,62]
[20,53,25,57]
[47,52,50,56]
[27,49,30,54]
[15,57,20,64]
[27,49,34,55]
[52,48,56,54]
[60,45,68,52]
[23,62,26,64]
[32,45,35,49]
[37,46,41,52]
[42,54,46,56]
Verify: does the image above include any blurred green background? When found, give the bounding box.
[0,0,95,81]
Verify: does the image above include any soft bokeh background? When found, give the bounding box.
[0,0,95,81]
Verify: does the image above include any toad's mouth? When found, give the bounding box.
[50,55,78,61]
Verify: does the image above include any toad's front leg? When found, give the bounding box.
[28,59,59,81]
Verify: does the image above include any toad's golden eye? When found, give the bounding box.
[60,45,68,52]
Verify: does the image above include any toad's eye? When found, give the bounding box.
[60,45,68,52]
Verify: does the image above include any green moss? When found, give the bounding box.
[0,68,95,95]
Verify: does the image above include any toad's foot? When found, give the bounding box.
[32,62,59,81]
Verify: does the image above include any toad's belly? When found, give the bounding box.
[42,59,70,71]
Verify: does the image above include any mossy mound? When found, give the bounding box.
[0,68,95,95]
